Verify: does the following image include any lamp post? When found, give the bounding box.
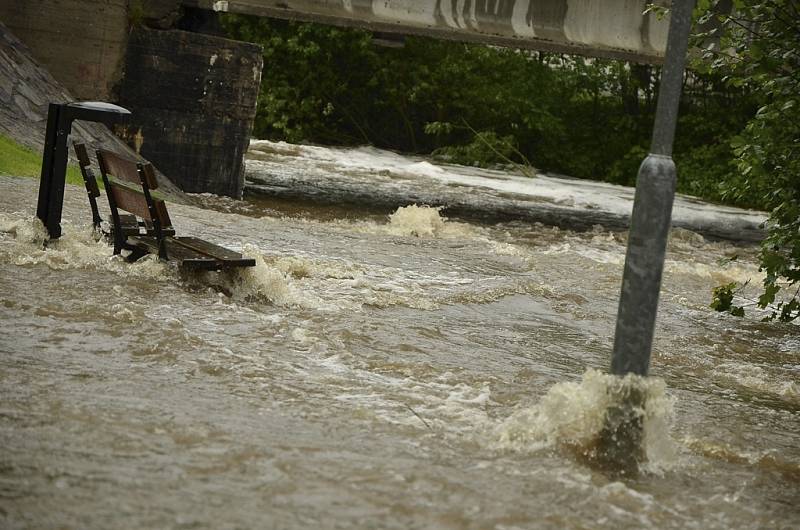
[596,0,696,473]
[611,0,696,377]
[36,101,131,239]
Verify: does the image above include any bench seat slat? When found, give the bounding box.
[128,236,256,270]
[172,237,248,261]
[118,214,141,236]
[128,236,211,263]
[181,256,257,270]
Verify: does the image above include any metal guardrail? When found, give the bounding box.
[184,0,671,63]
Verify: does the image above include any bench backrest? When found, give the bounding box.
[96,149,173,230]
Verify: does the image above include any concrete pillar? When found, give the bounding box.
[115,27,263,198]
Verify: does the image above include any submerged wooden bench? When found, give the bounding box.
[79,145,255,271]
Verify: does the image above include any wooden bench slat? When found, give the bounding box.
[129,236,213,262]
[181,256,256,270]
[105,175,169,202]
[73,142,103,230]
[108,183,151,220]
[172,237,248,261]
[115,214,176,238]
[73,143,101,198]
[118,214,141,236]
[99,149,149,187]
[169,237,255,268]
[129,236,255,270]
[103,173,173,232]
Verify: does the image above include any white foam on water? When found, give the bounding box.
[665,260,763,285]
[360,286,440,310]
[589,480,664,527]
[195,220,513,310]
[198,244,441,311]
[668,227,709,247]
[272,255,362,281]
[201,244,341,310]
[349,204,481,240]
[247,139,767,231]
[382,378,496,430]
[491,369,680,472]
[713,362,799,403]
[186,192,256,215]
[386,204,448,237]
[290,325,316,347]
[487,239,529,257]
[0,213,48,246]
[298,346,498,431]
[109,303,146,324]
[572,247,626,266]
[682,436,800,481]
[534,225,763,287]
[561,244,762,287]
[0,214,172,281]
[662,231,763,284]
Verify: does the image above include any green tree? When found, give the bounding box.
[221,12,799,325]
[697,0,800,321]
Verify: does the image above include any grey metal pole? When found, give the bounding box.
[597,3,695,473]
[610,0,695,376]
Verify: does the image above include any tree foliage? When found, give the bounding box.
[222,7,798,321]
[697,0,800,321]
[221,14,752,196]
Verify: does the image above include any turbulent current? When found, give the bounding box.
[0,144,798,529]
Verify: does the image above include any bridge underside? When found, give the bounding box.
[185,0,670,63]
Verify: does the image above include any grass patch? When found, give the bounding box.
[0,133,89,187]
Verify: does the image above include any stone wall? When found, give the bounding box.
[117,27,263,197]
[0,0,129,100]
[0,21,183,195]
[2,1,264,198]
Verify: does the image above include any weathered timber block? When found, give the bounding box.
[117,27,263,198]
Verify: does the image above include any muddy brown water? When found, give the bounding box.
[0,165,798,529]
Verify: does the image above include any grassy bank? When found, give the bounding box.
[0,134,87,186]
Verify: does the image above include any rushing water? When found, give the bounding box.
[0,145,798,529]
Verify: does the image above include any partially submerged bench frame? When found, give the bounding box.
[77,145,254,270]
[73,142,103,231]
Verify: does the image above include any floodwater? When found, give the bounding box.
[0,144,798,529]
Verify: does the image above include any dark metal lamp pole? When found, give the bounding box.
[36,101,131,239]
